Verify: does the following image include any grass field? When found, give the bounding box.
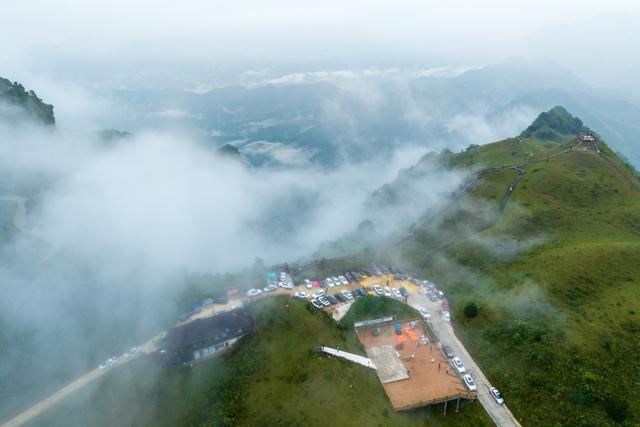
[384,134,640,426]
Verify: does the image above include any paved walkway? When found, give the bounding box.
[318,345,376,369]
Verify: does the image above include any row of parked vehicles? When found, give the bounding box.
[440,344,504,404]
[98,345,141,370]
[310,288,365,308]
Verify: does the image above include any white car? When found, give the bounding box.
[99,357,117,370]
[340,290,353,300]
[338,275,348,285]
[392,288,401,298]
[246,288,262,297]
[443,311,451,322]
[294,291,309,299]
[463,374,477,391]
[332,276,340,286]
[437,290,445,299]
[124,346,141,358]
[418,307,431,320]
[279,281,293,289]
[452,357,465,374]
[490,387,504,404]
[311,299,323,309]
[312,290,326,299]
[373,285,384,296]
[304,279,312,289]
[384,287,391,297]
[325,277,334,287]
[318,296,331,307]
[263,283,277,292]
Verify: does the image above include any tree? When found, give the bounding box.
[604,398,629,423]
[463,302,478,318]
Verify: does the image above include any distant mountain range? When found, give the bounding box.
[106,61,640,169]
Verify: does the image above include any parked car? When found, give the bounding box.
[263,283,277,292]
[332,276,340,286]
[384,287,391,297]
[304,279,312,289]
[392,288,401,298]
[325,294,338,305]
[427,291,438,302]
[311,299,324,309]
[452,357,465,374]
[418,307,431,320]
[463,374,477,391]
[318,296,331,307]
[152,331,167,347]
[246,288,262,297]
[99,357,117,370]
[325,277,334,287]
[312,290,326,299]
[442,344,454,358]
[357,288,367,297]
[335,292,346,303]
[338,275,348,285]
[399,287,409,298]
[373,285,384,296]
[490,387,504,404]
[443,311,451,322]
[279,281,293,289]
[294,291,309,299]
[340,290,353,300]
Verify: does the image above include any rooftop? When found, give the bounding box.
[165,307,252,351]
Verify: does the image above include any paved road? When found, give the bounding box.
[0,336,159,427]
[409,291,521,427]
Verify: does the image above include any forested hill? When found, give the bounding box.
[0,76,55,125]
[520,105,590,140]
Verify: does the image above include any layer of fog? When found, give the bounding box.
[0,114,468,420]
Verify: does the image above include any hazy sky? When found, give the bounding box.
[1,0,638,87]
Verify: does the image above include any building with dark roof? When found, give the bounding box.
[160,307,253,365]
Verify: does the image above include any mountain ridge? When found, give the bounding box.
[0,76,55,126]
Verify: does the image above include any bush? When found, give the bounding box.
[463,302,479,318]
[604,398,629,423]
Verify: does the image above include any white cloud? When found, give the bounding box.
[241,140,316,166]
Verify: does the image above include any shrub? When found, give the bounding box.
[603,398,629,423]
[463,302,479,318]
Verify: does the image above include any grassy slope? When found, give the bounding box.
[393,136,640,426]
[29,297,491,427]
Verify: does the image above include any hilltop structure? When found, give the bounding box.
[159,307,253,366]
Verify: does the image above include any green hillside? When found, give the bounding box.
[385,107,640,426]
[0,76,55,125]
